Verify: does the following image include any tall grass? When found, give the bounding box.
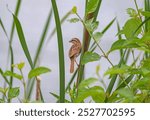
[1,0,149,103]
[51,0,65,103]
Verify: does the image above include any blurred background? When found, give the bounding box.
[0,0,143,102]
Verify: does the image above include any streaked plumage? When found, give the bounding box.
[69,38,81,73]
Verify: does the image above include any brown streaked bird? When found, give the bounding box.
[69,38,82,73]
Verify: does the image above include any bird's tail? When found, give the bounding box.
[70,57,74,73]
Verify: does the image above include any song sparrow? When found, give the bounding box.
[69,38,82,73]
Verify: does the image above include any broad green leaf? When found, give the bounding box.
[142,58,150,68]
[86,0,99,14]
[127,8,138,18]
[141,11,150,17]
[93,32,103,42]
[78,78,98,89]
[141,32,150,43]
[67,18,79,23]
[75,86,105,103]
[115,88,134,102]
[81,51,100,65]
[72,6,77,14]
[133,77,150,90]
[104,65,130,76]
[141,58,150,76]
[3,71,23,80]
[8,87,20,99]
[28,67,51,79]
[122,18,142,39]
[108,39,140,53]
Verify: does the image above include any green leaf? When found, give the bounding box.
[86,0,99,14]
[133,77,150,90]
[13,14,34,69]
[34,9,52,67]
[17,62,25,69]
[67,18,79,23]
[0,99,5,103]
[12,62,25,70]
[93,32,103,42]
[0,87,5,94]
[72,6,77,14]
[75,86,105,103]
[116,75,134,90]
[85,19,99,33]
[3,71,23,80]
[78,78,98,89]
[142,58,150,68]
[141,11,150,17]
[96,65,100,77]
[8,87,20,99]
[122,18,142,39]
[127,8,138,18]
[0,87,8,94]
[108,39,140,53]
[51,0,65,103]
[115,88,134,102]
[81,51,100,65]
[50,92,70,103]
[28,67,51,79]
[104,65,130,76]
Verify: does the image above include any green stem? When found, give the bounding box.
[51,0,65,103]
[76,13,114,67]
[20,69,27,102]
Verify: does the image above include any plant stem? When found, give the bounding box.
[36,77,41,101]
[51,0,65,103]
[19,69,27,101]
[76,13,114,67]
[134,0,145,34]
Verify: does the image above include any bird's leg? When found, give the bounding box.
[75,59,79,67]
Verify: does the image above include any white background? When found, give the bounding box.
[0,103,149,120]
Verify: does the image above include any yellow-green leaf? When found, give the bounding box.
[28,67,51,79]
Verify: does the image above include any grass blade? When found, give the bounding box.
[9,0,22,89]
[144,0,150,58]
[13,14,34,69]
[116,75,134,90]
[27,8,53,100]
[47,10,71,42]
[66,69,78,91]
[51,0,65,103]
[90,18,116,51]
[34,9,53,66]
[145,0,150,32]
[0,18,14,88]
[102,17,116,34]
[10,0,22,43]
[0,68,10,86]
[93,0,102,21]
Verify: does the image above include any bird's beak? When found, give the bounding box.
[69,40,72,43]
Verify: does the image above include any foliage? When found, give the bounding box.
[0,0,150,103]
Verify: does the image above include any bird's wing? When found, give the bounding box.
[69,45,79,58]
